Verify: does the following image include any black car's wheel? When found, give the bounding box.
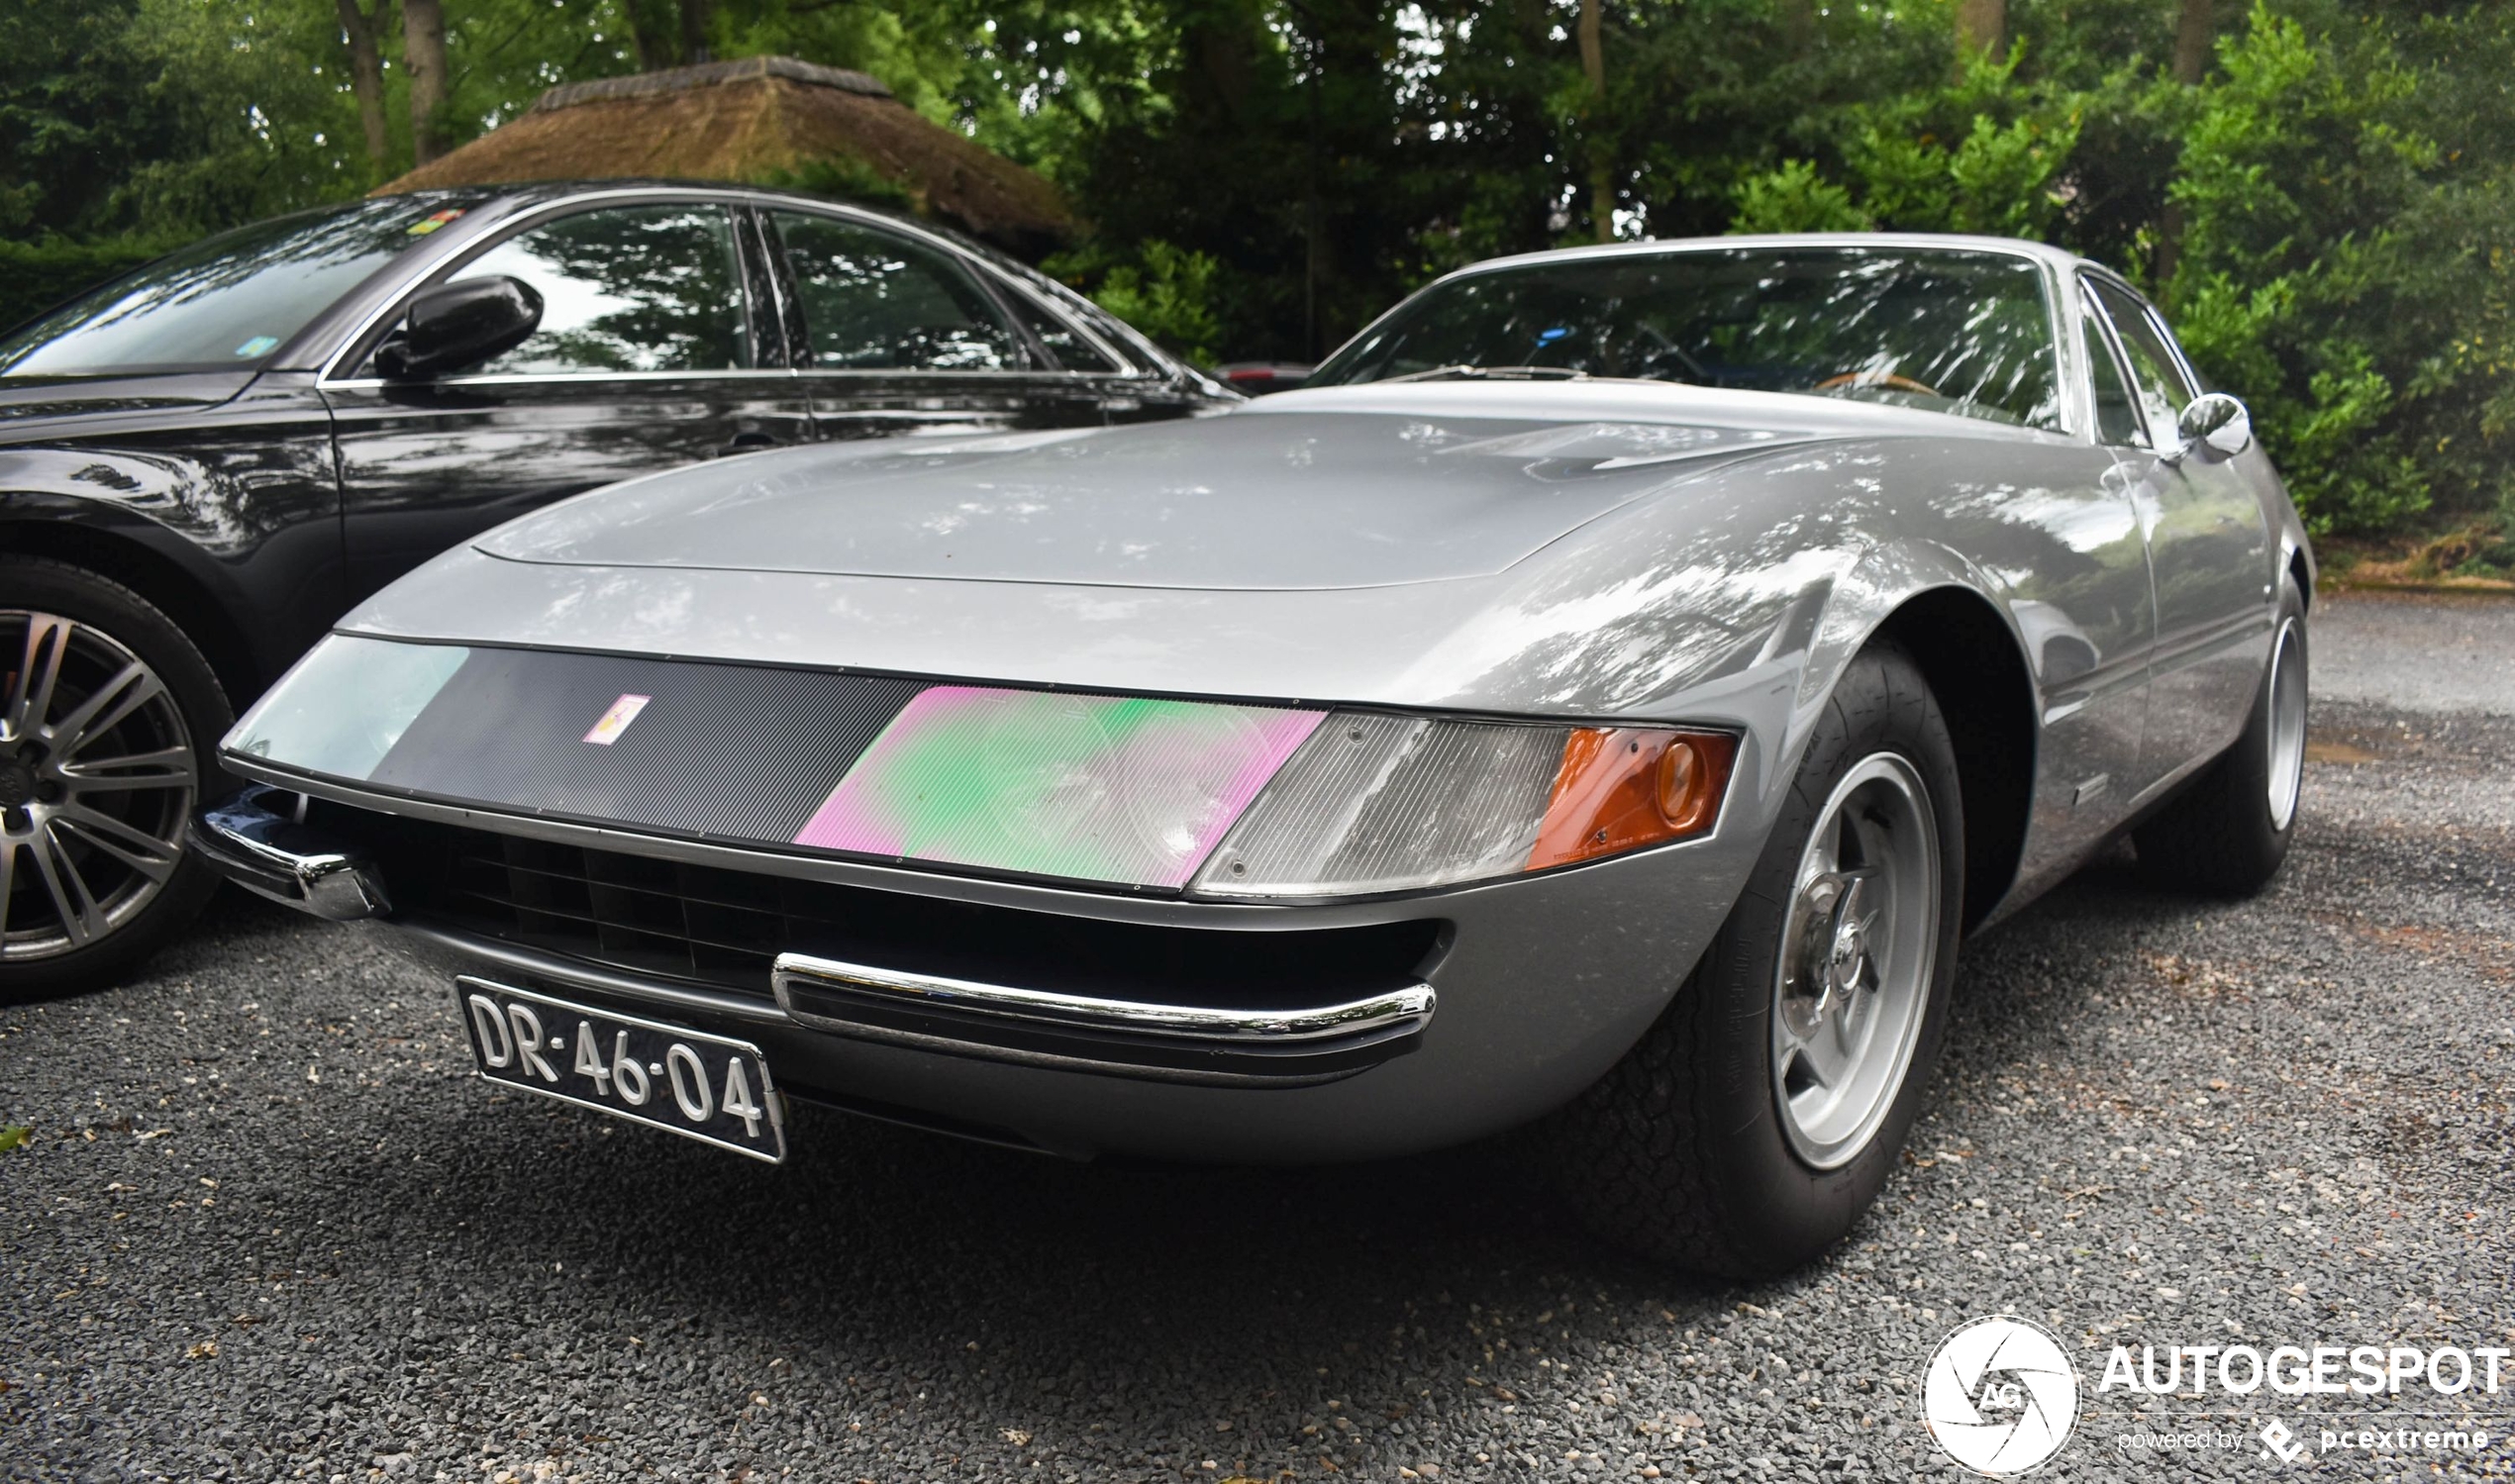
[1,558,231,998]
[2133,576,2308,896]
[1550,642,1964,1277]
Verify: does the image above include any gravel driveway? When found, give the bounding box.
[5,591,2510,1483]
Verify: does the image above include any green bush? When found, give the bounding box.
[1045,239,1225,366]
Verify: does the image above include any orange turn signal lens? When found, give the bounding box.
[1524,727,1738,872]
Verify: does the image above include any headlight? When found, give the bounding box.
[1188,712,1736,900]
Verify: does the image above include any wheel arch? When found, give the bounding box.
[0,515,260,710]
[1869,586,2036,933]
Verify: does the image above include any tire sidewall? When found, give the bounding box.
[1,559,234,995]
[1694,644,1967,1267]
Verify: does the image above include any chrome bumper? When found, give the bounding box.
[191,785,391,922]
[772,951,1437,1085]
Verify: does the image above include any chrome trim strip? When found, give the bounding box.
[193,786,390,922]
[770,951,1436,1043]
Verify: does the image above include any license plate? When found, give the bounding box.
[454,979,787,1163]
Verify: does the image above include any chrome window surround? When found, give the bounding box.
[1322,239,2097,444]
[315,186,1146,390]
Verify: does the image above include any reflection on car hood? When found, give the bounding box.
[472,389,1927,591]
[0,371,257,430]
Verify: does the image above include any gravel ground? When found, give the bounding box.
[4,592,2510,1483]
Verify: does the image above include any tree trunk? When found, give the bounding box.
[1955,0,2004,63]
[677,0,713,65]
[1578,0,1612,243]
[334,0,390,170]
[2171,0,2212,84]
[2155,0,2213,288]
[403,0,449,164]
[625,0,675,70]
[1778,0,1815,51]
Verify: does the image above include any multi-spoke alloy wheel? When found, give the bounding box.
[2,610,200,962]
[1770,751,1941,1170]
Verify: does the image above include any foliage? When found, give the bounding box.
[2163,2,2513,535]
[1,0,2508,536]
[1048,238,1225,363]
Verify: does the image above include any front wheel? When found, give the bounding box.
[1550,642,1965,1277]
[1,558,232,999]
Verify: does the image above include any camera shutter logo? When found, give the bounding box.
[1922,1315,2080,1475]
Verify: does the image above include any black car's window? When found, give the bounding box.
[1313,247,2065,430]
[1005,290,1120,372]
[771,212,1023,372]
[0,197,480,377]
[2084,276,2196,446]
[2081,304,2147,447]
[447,205,752,375]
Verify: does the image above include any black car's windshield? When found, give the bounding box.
[0,196,484,377]
[1312,246,2064,429]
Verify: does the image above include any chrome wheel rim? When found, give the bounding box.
[1770,752,1940,1170]
[1,612,197,962]
[2265,617,2306,832]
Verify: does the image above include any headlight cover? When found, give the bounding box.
[1188,712,1737,900]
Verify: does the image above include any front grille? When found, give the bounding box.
[327,803,1443,1012]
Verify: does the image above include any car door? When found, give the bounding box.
[325,197,813,597]
[1985,294,2158,891]
[762,209,1107,442]
[2082,273,2273,798]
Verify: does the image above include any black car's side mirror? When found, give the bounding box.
[376,276,543,381]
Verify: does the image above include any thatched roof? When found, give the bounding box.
[374,56,1073,258]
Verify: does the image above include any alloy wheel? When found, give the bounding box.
[2264,617,2306,833]
[1,611,198,962]
[1769,751,1941,1169]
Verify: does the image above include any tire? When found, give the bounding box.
[1550,642,1966,1277]
[2131,577,2308,897]
[1,557,233,999]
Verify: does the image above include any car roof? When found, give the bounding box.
[1443,231,2101,283]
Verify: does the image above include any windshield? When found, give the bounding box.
[0,196,485,377]
[1312,246,2065,429]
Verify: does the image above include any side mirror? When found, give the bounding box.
[2175,392,2253,461]
[377,275,543,381]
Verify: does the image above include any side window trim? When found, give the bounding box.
[332,196,761,383]
[767,207,1036,376]
[2082,271,2198,447]
[732,204,790,371]
[986,272,1142,376]
[2078,279,2150,449]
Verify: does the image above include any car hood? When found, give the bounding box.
[0,371,255,426]
[472,382,1988,591]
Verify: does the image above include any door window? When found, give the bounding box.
[2084,276,2197,447]
[1006,291,1121,372]
[448,205,753,375]
[771,212,1022,371]
[2080,305,2147,447]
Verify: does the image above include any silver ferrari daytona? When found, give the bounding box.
[196,234,2312,1275]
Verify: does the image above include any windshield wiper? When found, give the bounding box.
[1383,363,1594,383]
